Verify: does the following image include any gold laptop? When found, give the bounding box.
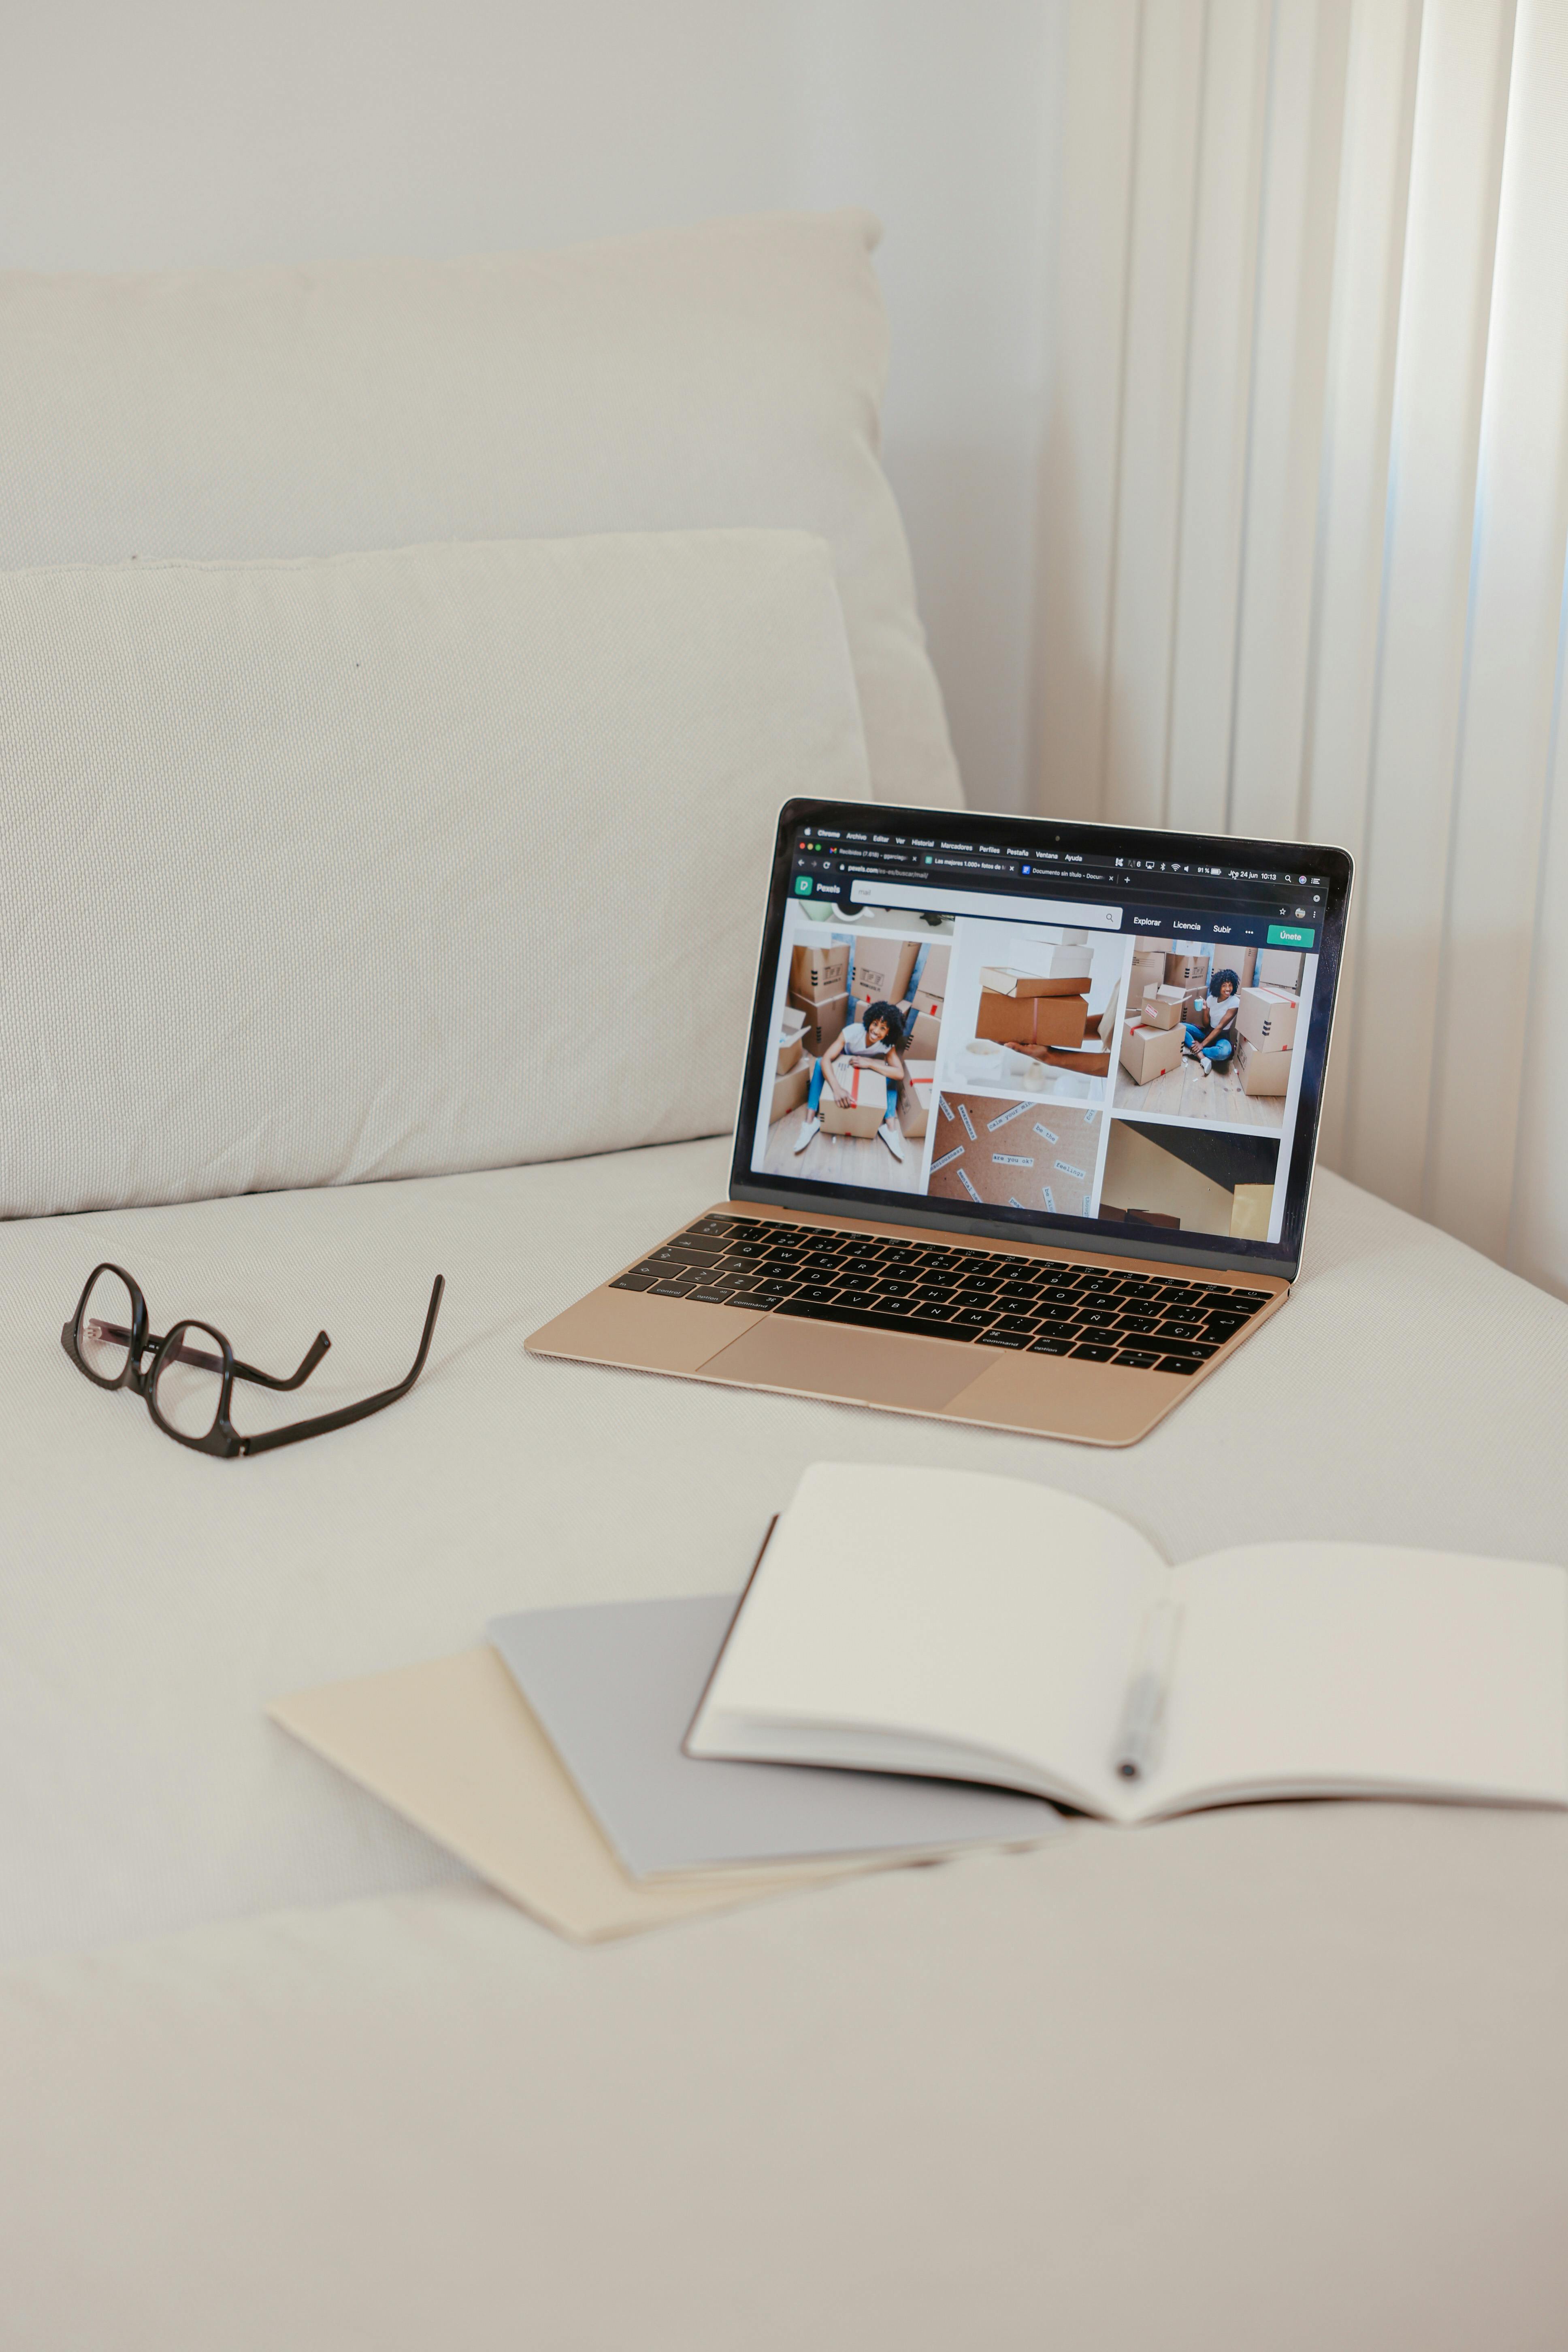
[528,802,1351,1447]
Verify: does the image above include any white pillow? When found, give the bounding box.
[0,210,960,812]
[0,530,871,1217]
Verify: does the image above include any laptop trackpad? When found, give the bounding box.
[697,1318,982,1414]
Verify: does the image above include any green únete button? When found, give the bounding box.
[1267,922,1313,947]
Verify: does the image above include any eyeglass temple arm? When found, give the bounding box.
[239,1277,445,1457]
[231,1330,331,1391]
[107,1323,332,1391]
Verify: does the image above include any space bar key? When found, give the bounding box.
[772,1298,980,1344]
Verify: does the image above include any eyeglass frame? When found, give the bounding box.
[61,1263,445,1457]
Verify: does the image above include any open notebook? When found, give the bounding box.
[686,1463,1568,1825]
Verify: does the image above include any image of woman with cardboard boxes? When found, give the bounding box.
[794,1001,911,1162]
[1182,969,1242,1074]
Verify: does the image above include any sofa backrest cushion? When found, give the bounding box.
[0,530,870,1217]
[0,210,959,814]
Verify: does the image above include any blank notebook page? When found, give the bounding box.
[1156,1544,1568,1811]
[705,1462,1163,1795]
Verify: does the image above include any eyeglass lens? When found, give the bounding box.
[79,1269,135,1381]
[152,1323,225,1440]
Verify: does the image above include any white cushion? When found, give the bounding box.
[0,209,961,811]
[0,529,870,1216]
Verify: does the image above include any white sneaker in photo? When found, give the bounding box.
[878,1119,906,1161]
[793,1114,822,1153]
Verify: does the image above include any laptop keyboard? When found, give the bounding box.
[608,1214,1274,1375]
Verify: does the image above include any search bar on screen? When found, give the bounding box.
[848,879,1121,928]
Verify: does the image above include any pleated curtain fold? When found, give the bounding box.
[1037,0,1568,1298]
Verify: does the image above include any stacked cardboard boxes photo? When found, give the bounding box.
[1233,984,1299,1099]
[760,928,944,1194]
[963,940,1112,1082]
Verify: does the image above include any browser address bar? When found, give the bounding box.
[848,878,1121,928]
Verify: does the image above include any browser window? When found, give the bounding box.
[741,811,1338,1261]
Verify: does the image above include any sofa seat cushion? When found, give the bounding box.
[0,528,869,1216]
[2,1138,1565,1966]
[0,209,961,810]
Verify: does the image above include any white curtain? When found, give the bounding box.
[1035,0,1568,1299]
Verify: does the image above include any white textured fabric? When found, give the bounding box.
[0,209,961,812]
[0,1142,1564,1963]
[0,530,869,1216]
[0,1148,1565,2345]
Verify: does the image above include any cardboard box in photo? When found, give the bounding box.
[1165,950,1210,987]
[790,941,850,1001]
[914,941,951,1003]
[927,1094,1099,1216]
[1257,946,1303,989]
[1235,1035,1291,1097]
[897,1061,938,1140]
[1237,986,1300,1050]
[1119,1020,1185,1087]
[1140,984,1186,1031]
[976,962,1093,1000]
[976,991,1090,1050]
[1129,951,1166,1006]
[788,988,849,1057]
[770,1063,812,1124]
[820,1065,888,1138]
[850,936,919,1005]
[776,1033,803,1076]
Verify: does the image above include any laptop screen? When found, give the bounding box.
[729,801,1353,1279]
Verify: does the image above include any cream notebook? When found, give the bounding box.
[686,1464,1568,1825]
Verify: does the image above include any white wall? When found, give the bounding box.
[0,0,1067,817]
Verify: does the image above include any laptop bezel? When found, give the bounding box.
[726,799,1354,1284]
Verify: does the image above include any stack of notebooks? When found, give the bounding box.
[273,1465,1568,1941]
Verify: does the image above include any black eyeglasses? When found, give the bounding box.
[62,1263,445,1457]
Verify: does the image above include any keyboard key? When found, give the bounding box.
[1154,1339,1217,1362]
[1070,1342,1116,1362]
[1028,1336,1075,1355]
[950,1307,999,1331]
[1114,1349,1163,1369]
[1158,1321,1204,1340]
[1117,1314,1159,1334]
[748,1280,797,1302]
[652,1280,697,1297]
[1078,1308,1120,1329]
[1157,1355,1201,1375]
[724,1240,771,1261]
[1204,1317,1246,1340]
[990,1315,1039,1336]
[609,1274,657,1291]
[1033,1319,1080,1340]
[793,1283,840,1304]
[981,1329,1034,1349]
[688,1288,740,1304]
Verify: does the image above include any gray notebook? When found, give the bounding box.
[486,1593,1062,1879]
